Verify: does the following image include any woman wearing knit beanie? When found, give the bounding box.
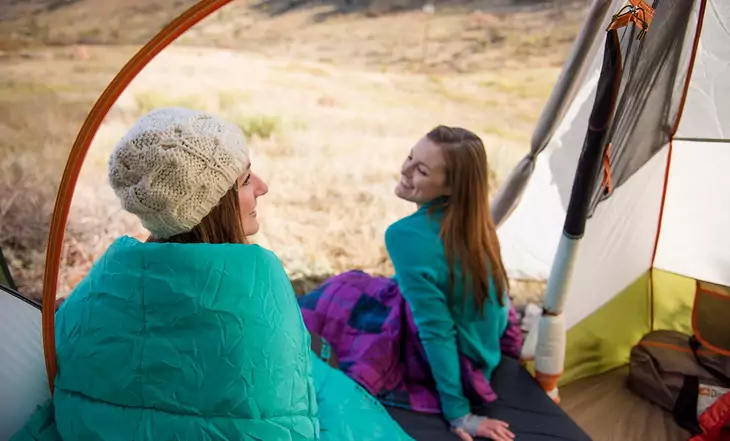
[11,107,414,441]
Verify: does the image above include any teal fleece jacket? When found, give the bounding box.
[384,199,511,421]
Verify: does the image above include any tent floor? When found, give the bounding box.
[560,366,691,441]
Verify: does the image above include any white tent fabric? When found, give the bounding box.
[562,145,667,329]
[649,2,730,287]
[653,140,730,287]
[497,0,717,291]
[674,2,730,140]
[0,290,49,441]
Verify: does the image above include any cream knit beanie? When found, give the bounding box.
[108,107,249,239]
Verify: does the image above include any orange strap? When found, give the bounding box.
[692,280,730,358]
[606,0,655,40]
[41,0,234,394]
[601,143,613,195]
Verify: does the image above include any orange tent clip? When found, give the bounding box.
[601,143,613,195]
[606,0,655,40]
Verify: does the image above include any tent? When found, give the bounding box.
[0,282,49,441]
[491,0,730,439]
[1,0,728,440]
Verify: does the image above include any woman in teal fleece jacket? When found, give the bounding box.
[387,125,517,441]
[11,107,412,441]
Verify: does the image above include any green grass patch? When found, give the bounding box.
[233,114,282,140]
[134,91,209,115]
[218,90,251,112]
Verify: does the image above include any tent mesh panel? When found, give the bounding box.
[587,0,700,215]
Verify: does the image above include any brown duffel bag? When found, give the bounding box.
[628,330,730,435]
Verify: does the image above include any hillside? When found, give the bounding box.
[0,0,586,73]
[0,0,198,49]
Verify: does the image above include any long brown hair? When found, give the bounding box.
[426,125,508,311]
[150,186,247,245]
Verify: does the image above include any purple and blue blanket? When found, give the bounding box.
[298,270,524,414]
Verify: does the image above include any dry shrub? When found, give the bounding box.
[0,92,91,300]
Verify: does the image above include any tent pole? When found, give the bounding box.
[533,28,623,402]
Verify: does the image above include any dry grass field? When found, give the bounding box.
[0,0,587,302]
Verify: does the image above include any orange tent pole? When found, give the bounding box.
[41,0,235,393]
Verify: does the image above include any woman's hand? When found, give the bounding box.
[450,414,514,441]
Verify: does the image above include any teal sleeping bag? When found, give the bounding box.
[311,355,414,441]
[11,236,413,441]
[15,236,319,440]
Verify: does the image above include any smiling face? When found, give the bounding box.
[236,165,269,236]
[395,136,451,205]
